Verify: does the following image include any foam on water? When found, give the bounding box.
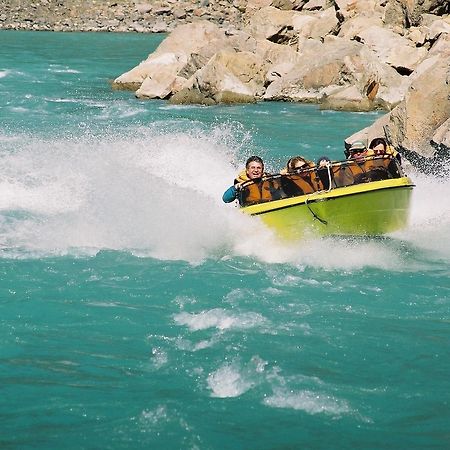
[208,365,254,398]
[263,388,351,416]
[173,308,267,331]
[206,357,354,418]
[0,126,449,269]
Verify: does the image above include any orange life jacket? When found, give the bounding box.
[282,172,317,195]
[239,177,286,205]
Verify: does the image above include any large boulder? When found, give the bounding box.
[293,6,339,40]
[337,14,384,39]
[389,53,450,156]
[355,25,428,74]
[170,49,267,105]
[384,0,450,28]
[346,52,450,169]
[264,37,409,110]
[334,0,380,20]
[244,6,301,42]
[112,21,227,97]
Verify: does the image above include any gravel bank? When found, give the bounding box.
[0,0,245,33]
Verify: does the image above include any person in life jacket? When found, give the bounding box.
[280,156,315,174]
[369,137,401,163]
[222,156,266,203]
[368,137,402,178]
[222,155,284,205]
[280,156,318,196]
[345,141,373,160]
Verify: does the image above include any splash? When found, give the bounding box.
[0,125,255,262]
[0,127,449,268]
[395,168,450,261]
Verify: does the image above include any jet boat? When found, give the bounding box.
[237,154,414,240]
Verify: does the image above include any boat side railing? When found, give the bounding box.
[238,154,405,207]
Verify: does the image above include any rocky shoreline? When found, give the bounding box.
[2,0,449,164]
[0,0,244,33]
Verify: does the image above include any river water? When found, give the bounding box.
[1,30,449,449]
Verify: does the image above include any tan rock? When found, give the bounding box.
[355,25,428,72]
[390,54,450,156]
[432,118,450,149]
[264,37,409,110]
[427,17,450,40]
[113,21,227,97]
[271,0,295,10]
[428,32,450,56]
[135,65,180,99]
[406,26,428,46]
[337,14,384,39]
[255,38,302,64]
[334,0,378,20]
[244,6,300,41]
[303,0,327,11]
[292,6,338,39]
[171,50,266,104]
[348,53,450,159]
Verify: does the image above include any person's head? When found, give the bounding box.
[245,156,264,180]
[316,156,331,168]
[286,156,309,172]
[369,137,387,154]
[348,141,367,158]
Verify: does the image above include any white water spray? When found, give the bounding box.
[1,127,449,268]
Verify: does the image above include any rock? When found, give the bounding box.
[264,37,409,110]
[302,0,327,11]
[347,52,450,166]
[244,6,300,41]
[135,3,152,14]
[334,0,379,20]
[355,25,428,74]
[337,14,384,39]
[135,65,181,99]
[432,118,450,149]
[113,21,227,93]
[170,49,266,104]
[389,53,450,157]
[173,8,186,19]
[292,6,338,40]
[428,32,450,56]
[272,0,295,10]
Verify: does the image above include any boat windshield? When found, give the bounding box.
[238,154,404,207]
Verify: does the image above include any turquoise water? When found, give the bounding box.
[1,31,449,449]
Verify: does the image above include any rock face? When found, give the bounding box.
[347,52,450,171]
[2,0,449,162]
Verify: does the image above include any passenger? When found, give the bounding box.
[369,137,401,163]
[281,156,315,174]
[368,137,387,155]
[280,156,316,196]
[316,156,333,190]
[317,155,331,167]
[346,141,372,160]
[222,155,280,204]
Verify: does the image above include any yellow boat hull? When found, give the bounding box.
[241,177,414,240]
